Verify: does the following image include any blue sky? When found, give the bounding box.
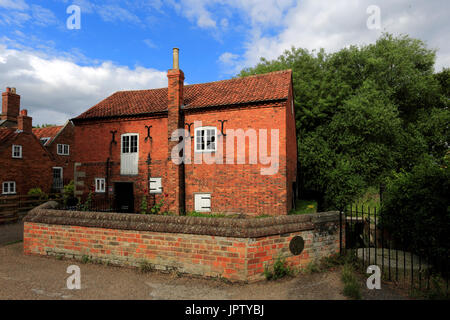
[0,0,449,125]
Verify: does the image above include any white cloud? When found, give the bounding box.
[0,2,59,28]
[143,39,157,49]
[168,0,295,30]
[97,4,142,24]
[31,4,59,27]
[211,0,450,73]
[0,0,29,11]
[170,0,217,28]
[0,45,167,125]
[0,10,30,27]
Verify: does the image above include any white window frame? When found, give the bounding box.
[194,193,211,212]
[194,127,217,153]
[40,137,50,145]
[149,177,162,194]
[57,144,70,156]
[12,145,22,159]
[95,178,106,193]
[2,181,16,195]
[121,133,139,154]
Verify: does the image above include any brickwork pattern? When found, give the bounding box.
[23,203,341,281]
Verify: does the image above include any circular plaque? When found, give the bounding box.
[289,236,305,255]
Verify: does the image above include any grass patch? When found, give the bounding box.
[341,263,362,300]
[303,261,322,274]
[348,186,381,214]
[264,255,293,280]
[81,255,91,264]
[410,274,450,300]
[289,199,317,215]
[139,260,154,273]
[186,211,228,218]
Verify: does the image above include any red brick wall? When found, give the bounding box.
[184,102,289,215]
[73,116,169,210]
[23,219,340,282]
[0,133,54,195]
[46,123,75,182]
[73,99,297,215]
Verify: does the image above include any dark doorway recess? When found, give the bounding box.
[114,182,134,213]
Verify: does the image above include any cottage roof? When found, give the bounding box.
[0,127,18,144]
[73,70,292,121]
[32,126,63,146]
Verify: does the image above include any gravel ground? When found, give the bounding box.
[0,242,411,300]
[0,220,410,300]
[0,243,348,300]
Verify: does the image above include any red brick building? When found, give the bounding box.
[33,121,75,191]
[72,49,297,215]
[0,88,54,195]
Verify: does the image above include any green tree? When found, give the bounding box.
[380,155,450,261]
[239,33,446,210]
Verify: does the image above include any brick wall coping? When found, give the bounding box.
[24,201,340,238]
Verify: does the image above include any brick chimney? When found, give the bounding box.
[167,48,185,215]
[1,87,20,123]
[17,109,32,133]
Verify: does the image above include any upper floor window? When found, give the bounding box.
[57,144,70,155]
[194,127,217,153]
[95,178,106,193]
[12,145,22,158]
[40,137,50,145]
[122,134,138,154]
[2,181,16,195]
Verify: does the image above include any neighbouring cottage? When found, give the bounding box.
[0,87,74,195]
[72,49,298,216]
[0,88,53,195]
[33,121,75,192]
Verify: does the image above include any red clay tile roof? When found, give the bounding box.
[0,128,18,144]
[32,126,63,145]
[74,70,292,120]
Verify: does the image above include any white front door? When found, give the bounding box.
[121,134,139,175]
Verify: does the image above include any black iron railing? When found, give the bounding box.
[341,205,449,297]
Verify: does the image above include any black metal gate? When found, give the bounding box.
[340,205,449,298]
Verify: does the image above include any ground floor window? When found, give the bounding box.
[2,181,16,195]
[149,177,162,194]
[52,167,63,192]
[194,193,211,212]
[95,178,106,193]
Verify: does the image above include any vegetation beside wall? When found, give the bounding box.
[380,155,450,263]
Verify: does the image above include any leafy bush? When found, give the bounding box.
[150,197,165,214]
[62,180,78,207]
[264,256,292,280]
[140,195,148,214]
[27,188,48,200]
[380,155,450,262]
[78,192,93,211]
